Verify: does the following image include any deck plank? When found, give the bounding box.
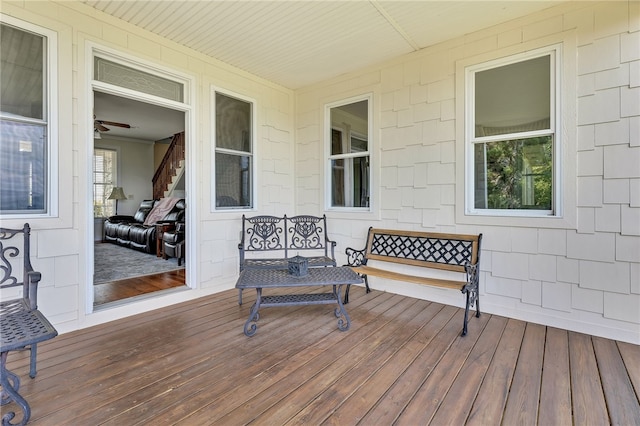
[321,304,454,425]
[286,300,443,425]
[569,332,609,425]
[618,341,640,398]
[217,297,426,425]
[539,327,572,425]
[429,315,508,425]
[355,306,462,425]
[501,323,546,425]
[393,311,490,424]
[169,291,410,425]
[593,336,640,425]
[465,318,525,425]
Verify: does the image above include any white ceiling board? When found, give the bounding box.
[81,1,563,90]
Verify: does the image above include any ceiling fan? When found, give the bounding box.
[94,115,131,133]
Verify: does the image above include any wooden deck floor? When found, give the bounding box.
[5,286,640,425]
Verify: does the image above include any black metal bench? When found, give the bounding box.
[1,223,58,425]
[237,214,337,304]
[345,227,482,336]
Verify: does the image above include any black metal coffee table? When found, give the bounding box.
[235,266,363,336]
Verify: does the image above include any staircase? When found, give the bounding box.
[152,132,185,199]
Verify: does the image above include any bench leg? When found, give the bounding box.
[342,275,370,305]
[238,289,243,305]
[29,344,37,379]
[462,290,470,336]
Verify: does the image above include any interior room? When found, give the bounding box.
[92,91,187,306]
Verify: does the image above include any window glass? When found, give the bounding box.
[93,148,117,217]
[1,24,44,119]
[328,99,370,209]
[468,51,556,215]
[474,56,550,138]
[0,22,48,214]
[214,91,253,209]
[94,57,184,102]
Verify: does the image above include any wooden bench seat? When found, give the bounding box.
[345,227,482,336]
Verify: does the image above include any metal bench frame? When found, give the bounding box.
[237,214,337,304]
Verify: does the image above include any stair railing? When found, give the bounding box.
[152,131,185,199]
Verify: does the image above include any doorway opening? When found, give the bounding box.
[92,91,187,307]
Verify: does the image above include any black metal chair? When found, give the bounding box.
[1,223,44,378]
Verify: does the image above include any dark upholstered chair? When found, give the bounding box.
[163,222,185,266]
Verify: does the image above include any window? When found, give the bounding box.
[327,97,370,209]
[0,19,56,215]
[93,148,117,218]
[213,90,254,209]
[466,47,559,216]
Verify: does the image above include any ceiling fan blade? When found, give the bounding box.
[98,120,131,128]
[95,123,110,132]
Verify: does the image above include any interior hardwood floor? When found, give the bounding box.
[5,285,640,425]
[93,269,187,306]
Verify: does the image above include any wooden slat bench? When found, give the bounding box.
[345,227,482,336]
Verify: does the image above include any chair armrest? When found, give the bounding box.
[325,237,337,260]
[345,247,366,267]
[26,270,42,310]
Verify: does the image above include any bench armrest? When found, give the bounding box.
[26,270,42,310]
[326,237,337,261]
[345,247,366,267]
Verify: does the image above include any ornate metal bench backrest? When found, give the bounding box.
[287,215,330,256]
[240,215,287,253]
[0,223,40,310]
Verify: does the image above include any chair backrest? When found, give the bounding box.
[286,214,330,256]
[0,223,40,308]
[240,215,287,253]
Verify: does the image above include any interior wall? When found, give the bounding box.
[295,1,639,344]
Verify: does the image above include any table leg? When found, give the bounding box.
[0,352,31,426]
[243,288,262,336]
[334,285,351,331]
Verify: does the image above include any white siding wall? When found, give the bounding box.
[1,1,295,333]
[296,2,640,343]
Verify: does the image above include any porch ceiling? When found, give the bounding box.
[82,0,563,90]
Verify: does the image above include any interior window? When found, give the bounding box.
[327,99,370,209]
[214,91,253,209]
[0,21,50,215]
[468,50,557,215]
[93,148,118,217]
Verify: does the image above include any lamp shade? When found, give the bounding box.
[108,187,127,200]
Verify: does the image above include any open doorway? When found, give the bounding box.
[92,91,187,307]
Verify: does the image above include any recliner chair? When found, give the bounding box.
[163,222,185,266]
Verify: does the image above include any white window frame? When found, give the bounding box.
[211,87,256,211]
[324,93,373,212]
[464,45,562,218]
[0,14,58,218]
